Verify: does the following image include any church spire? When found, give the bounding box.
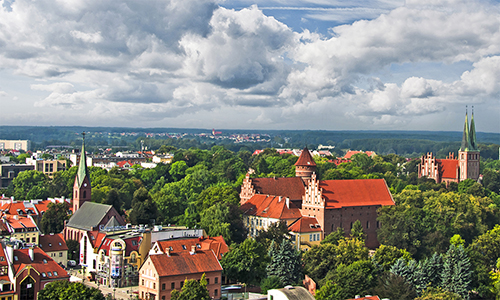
[469,107,477,151]
[460,109,470,152]
[76,132,89,188]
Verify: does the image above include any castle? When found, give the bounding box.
[418,110,480,184]
[240,148,395,249]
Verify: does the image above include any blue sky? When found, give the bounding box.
[0,0,499,133]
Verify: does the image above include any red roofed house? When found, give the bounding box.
[139,247,223,300]
[1,215,40,245]
[39,233,68,267]
[288,216,323,251]
[0,241,69,300]
[149,236,229,260]
[240,147,395,249]
[418,111,480,185]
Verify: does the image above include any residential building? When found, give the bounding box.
[267,286,315,300]
[26,157,66,178]
[0,198,71,226]
[343,150,376,159]
[0,215,40,245]
[240,148,395,249]
[418,110,480,184]
[0,241,69,300]
[139,248,222,300]
[39,233,68,266]
[0,164,34,189]
[0,140,30,152]
[240,195,302,237]
[149,236,229,260]
[288,217,323,251]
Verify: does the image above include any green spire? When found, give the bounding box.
[76,132,89,188]
[460,111,469,152]
[469,109,477,151]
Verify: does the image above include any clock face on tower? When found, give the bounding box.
[84,183,87,187]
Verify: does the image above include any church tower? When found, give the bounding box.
[295,147,316,182]
[73,132,91,212]
[458,109,480,181]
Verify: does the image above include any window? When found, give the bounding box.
[142,279,144,286]
[215,277,218,284]
[207,278,210,285]
[26,238,30,243]
[54,271,58,276]
[42,273,46,277]
[162,283,165,290]
[59,252,63,257]
[171,282,175,289]
[153,283,155,289]
[47,272,52,277]
[180,281,184,288]
[214,289,218,296]
[162,297,165,300]
[182,245,186,250]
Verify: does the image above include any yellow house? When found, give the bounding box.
[288,216,323,251]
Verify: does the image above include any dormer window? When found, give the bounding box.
[42,273,46,277]
[182,245,187,250]
[14,256,18,261]
[54,271,58,276]
[48,243,52,247]
[47,272,52,276]
[43,259,47,264]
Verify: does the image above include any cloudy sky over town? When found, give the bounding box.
[0,0,499,132]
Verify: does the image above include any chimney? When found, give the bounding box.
[165,248,170,257]
[29,247,34,261]
[190,245,196,255]
[286,197,290,209]
[278,196,282,202]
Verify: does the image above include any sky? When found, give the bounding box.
[0,0,499,133]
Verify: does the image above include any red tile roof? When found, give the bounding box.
[149,249,222,277]
[436,159,459,179]
[3,215,37,230]
[288,217,322,233]
[39,234,68,253]
[241,195,302,220]
[156,236,229,260]
[344,150,376,159]
[295,148,316,167]
[12,247,69,280]
[251,177,305,201]
[320,179,394,209]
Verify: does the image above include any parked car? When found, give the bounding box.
[67,260,77,267]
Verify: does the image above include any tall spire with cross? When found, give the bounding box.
[73,132,92,212]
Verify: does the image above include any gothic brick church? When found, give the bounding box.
[240,148,395,249]
[418,110,480,184]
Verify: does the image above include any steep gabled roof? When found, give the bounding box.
[148,249,222,277]
[241,194,302,220]
[12,247,69,280]
[436,159,459,179]
[251,177,305,201]
[288,216,322,233]
[155,236,229,260]
[320,179,394,209]
[460,112,470,151]
[39,234,68,252]
[294,147,316,167]
[66,202,119,231]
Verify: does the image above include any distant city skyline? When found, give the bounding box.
[0,0,499,133]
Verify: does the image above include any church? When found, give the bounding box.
[64,133,125,242]
[418,110,480,185]
[240,148,395,249]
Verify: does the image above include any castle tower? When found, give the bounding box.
[458,109,480,181]
[73,132,91,212]
[295,147,316,182]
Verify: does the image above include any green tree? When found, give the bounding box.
[39,202,70,234]
[350,220,365,241]
[103,188,123,215]
[66,239,79,261]
[328,260,376,299]
[169,160,188,181]
[38,280,105,300]
[12,170,49,200]
[170,274,211,300]
[266,239,302,286]
[441,245,471,300]
[129,199,157,225]
[415,287,462,300]
[372,244,412,272]
[256,221,291,249]
[372,273,417,300]
[321,227,345,245]
[220,238,269,285]
[260,276,283,294]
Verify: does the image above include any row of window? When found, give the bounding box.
[41,271,58,277]
[309,233,320,242]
